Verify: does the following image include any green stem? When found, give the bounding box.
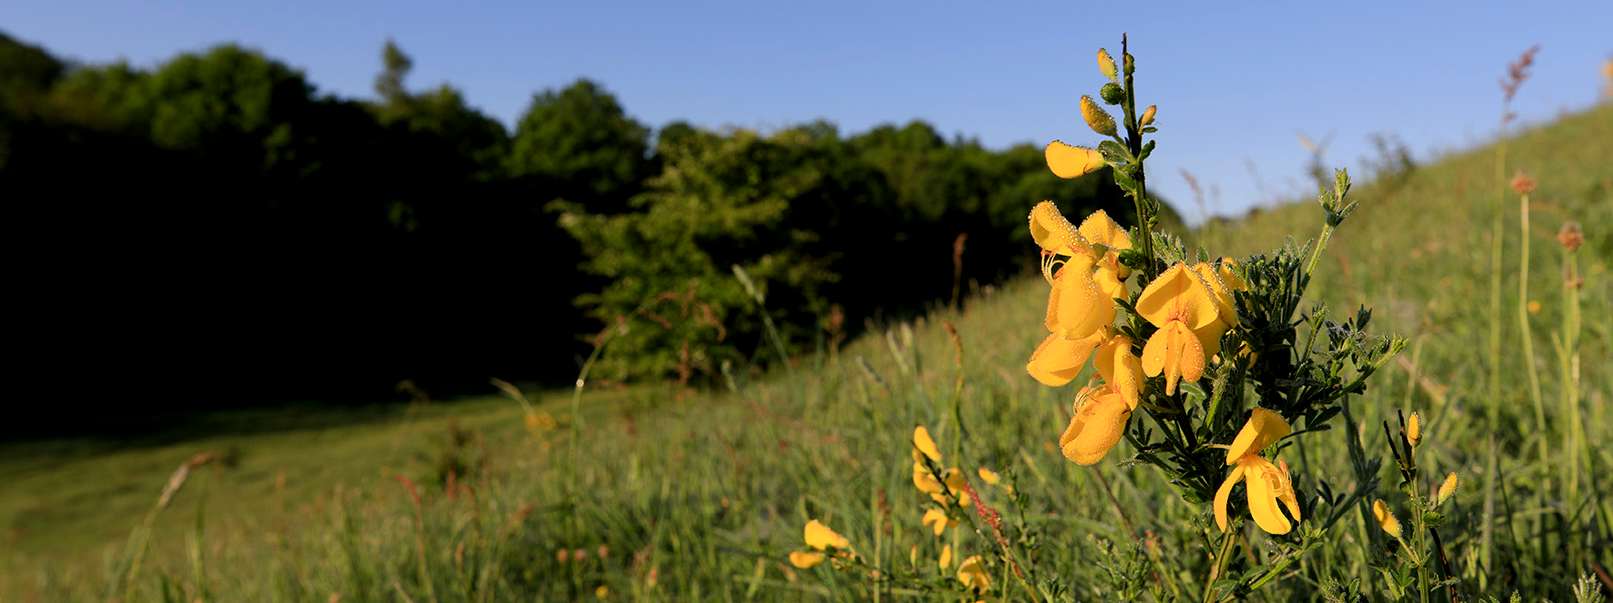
[1516,192,1551,528]
[1202,529,1237,603]
[1479,136,1507,588]
[1120,34,1157,281]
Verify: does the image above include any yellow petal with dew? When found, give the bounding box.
[1141,320,1204,395]
[1044,140,1106,179]
[1059,386,1132,465]
[1026,328,1105,387]
[1136,263,1220,330]
[913,425,942,463]
[789,551,825,569]
[1078,209,1132,254]
[1096,334,1143,409]
[1225,408,1292,464]
[1097,48,1118,81]
[1373,499,1401,538]
[1437,472,1459,506]
[1080,95,1117,136]
[1046,262,1115,339]
[1192,262,1239,330]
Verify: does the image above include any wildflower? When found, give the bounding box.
[595,585,610,599]
[1137,263,1224,394]
[1044,141,1106,179]
[1027,326,1107,387]
[922,508,957,536]
[1097,48,1118,81]
[1059,384,1133,465]
[1372,499,1402,539]
[913,425,942,462]
[788,551,825,569]
[1081,96,1117,136]
[1405,412,1422,447]
[1214,409,1301,535]
[976,467,1002,486]
[956,555,991,594]
[1437,472,1460,506]
[1095,334,1144,409]
[1510,171,1536,195]
[1140,104,1157,127]
[938,544,953,569]
[1078,209,1133,299]
[804,519,850,551]
[1558,221,1583,251]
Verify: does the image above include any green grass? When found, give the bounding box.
[3,104,1609,601]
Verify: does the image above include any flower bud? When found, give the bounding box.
[1557,221,1583,252]
[1406,412,1421,448]
[1100,82,1125,104]
[1372,499,1402,539]
[1139,105,1157,127]
[1080,96,1117,136]
[1436,472,1459,506]
[1097,48,1118,81]
[1510,171,1536,195]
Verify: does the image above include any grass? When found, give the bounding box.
[2,103,1609,601]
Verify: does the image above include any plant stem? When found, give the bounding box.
[1120,34,1157,281]
[1516,191,1551,534]
[1479,136,1507,589]
[1202,529,1237,603]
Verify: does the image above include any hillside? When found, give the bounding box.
[2,103,1608,601]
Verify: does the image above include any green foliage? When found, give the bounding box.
[508,79,652,210]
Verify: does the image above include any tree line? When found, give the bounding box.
[0,32,1164,433]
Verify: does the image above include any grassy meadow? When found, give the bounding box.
[2,103,1609,601]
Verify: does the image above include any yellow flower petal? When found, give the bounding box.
[1243,457,1293,535]
[1028,201,1091,257]
[804,519,850,551]
[1192,262,1239,330]
[1213,463,1245,532]
[1136,263,1221,331]
[788,550,825,569]
[1373,499,1401,538]
[1059,386,1132,465]
[1097,48,1118,81]
[977,467,1001,485]
[1080,95,1117,136]
[913,425,942,463]
[1406,412,1421,447]
[1078,212,1130,252]
[938,544,953,570]
[913,461,944,495]
[1044,140,1106,179]
[922,508,954,537]
[1046,261,1115,339]
[956,555,991,593]
[1095,335,1143,409]
[1437,472,1459,506]
[1224,408,1291,464]
[1139,104,1157,127]
[1141,320,1205,395]
[1026,328,1105,387]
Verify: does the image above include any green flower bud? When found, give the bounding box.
[1099,83,1124,105]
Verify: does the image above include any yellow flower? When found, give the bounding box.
[1080,96,1117,136]
[1078,209,1133,298]
[1027,326,1106,387]
[1137,263,1223,394]
[1059,384,1133,465]
[804,519,850,551]
[1139,104,1157,127]
[956,555,991,593]
[921,508,956,536]
[938,544,953,570]
[788,550,825,569]
[976,467,1001,485]
[1406,412,1421,448]
[1096,334,1144,409]
[1437,472,1459,506]
[1373,499,1402,538]
[913,425,942,462]
[1044,141,1105,179]
[1214,409,1301,535]
[1097,48,1118,81]
[595,585,610,599]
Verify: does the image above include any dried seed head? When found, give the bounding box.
[1080,96,1117,137]
[1557,221,1583,252]
[1510,171,1536,195]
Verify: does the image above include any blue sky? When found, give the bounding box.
[4,1,1608,219]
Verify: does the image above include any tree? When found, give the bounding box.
[508,79,650,211]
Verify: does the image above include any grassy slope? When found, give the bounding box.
[1,104,1608,601]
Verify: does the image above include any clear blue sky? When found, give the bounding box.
[4,1,1609,219]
